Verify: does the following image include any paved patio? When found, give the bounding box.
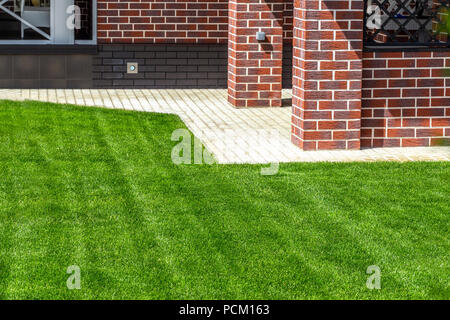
[1,89,449,163]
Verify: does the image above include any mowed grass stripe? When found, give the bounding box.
[0,100,448,299]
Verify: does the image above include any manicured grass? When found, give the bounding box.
[0,100,448,300]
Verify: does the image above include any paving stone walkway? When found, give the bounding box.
[1,89,449,163]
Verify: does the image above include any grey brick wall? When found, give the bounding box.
[94,44,294,89]
[0,44,293,89]
[0,54,92,89]
[283,44,293,89]
[93,44,228,89]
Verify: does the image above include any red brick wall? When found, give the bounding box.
[76,0,93,40]
[228,0,284,108]
[283,0,293,43]
[362,51,450,147]
[97,0,294,44]
[291,0,364,150]
[97,0,228,44]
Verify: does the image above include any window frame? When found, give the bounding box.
[0,0,97,45]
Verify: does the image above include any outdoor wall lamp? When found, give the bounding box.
[127,62,138,74]
[256,32,266,41]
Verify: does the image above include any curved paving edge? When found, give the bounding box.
[0,89,449,164]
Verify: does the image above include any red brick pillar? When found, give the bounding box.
[228,0,284,108]
[291,0,364,150]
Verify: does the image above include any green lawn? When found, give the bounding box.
[0,100,448,300]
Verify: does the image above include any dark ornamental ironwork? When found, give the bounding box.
[364,0,450,47]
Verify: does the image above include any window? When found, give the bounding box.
[0,0,96,44]
[364,0,450,47]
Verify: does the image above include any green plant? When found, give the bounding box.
[436,8,450,77]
